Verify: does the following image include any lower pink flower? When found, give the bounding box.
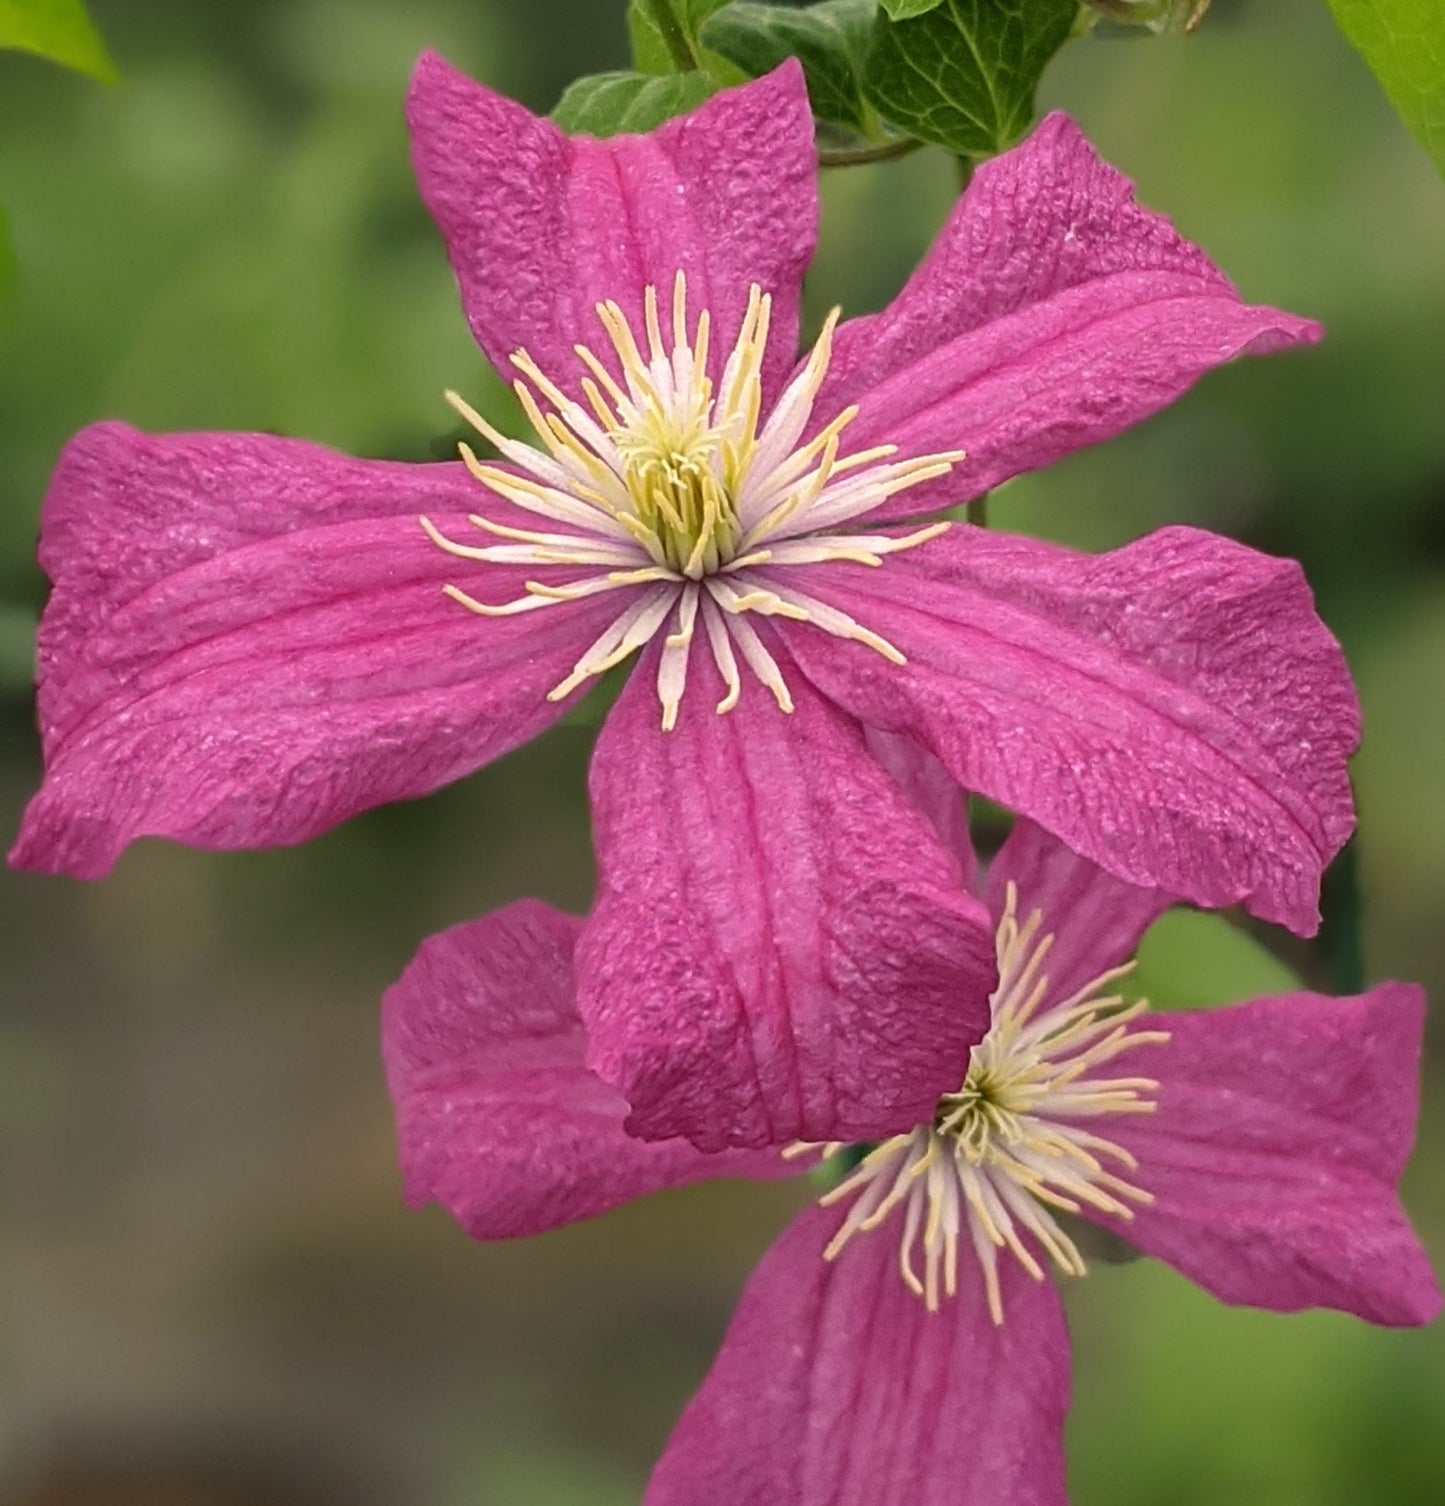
[383,821,1440,1506]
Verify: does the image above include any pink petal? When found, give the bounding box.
[578,642,996,1150]
[986,818,1173,1004]
[407,53,817,404]
[382,900,786,1238]
[863,725,975,885]
[815,112,1320,518]
[782,525,1359,935]
[10,423,616,877]
[645,1204,1070,1506]
[1096,983,1441,1326]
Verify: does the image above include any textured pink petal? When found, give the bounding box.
[407,54,816,404]
[781,525,1359,935]
[1096,983,1440,1326]
[382,901,786,1238]
[645,1203,1070,1506]
[815,113,1320,518]
[10,423,617,877]
[863,725,974,884]
[578,642,996,1150]
[987,818,1173,1004]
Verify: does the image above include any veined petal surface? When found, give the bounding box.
[579,644,997,1150]
[817,112,1319,519]
[407,54,817,405]
[1097,984,1441,1326]
[784,524,1359,935]
[864,725,975,884]
[382,901,784,1239]
[645,1204,1070,1506]
[11,424,618,877]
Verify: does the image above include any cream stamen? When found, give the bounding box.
[421,272,964,725]
[807,883,1169,1323]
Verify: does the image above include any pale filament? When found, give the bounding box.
[419,271,963,729]
[805,883,1170,1324]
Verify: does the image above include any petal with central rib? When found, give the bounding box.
[783,524,1358,936]
[10,424,620,878]
[382,900,788,1240]
[579,642,996,1150]
[814,112,1320,520]
[645,1204,1070,1506]
[407,54,817,406]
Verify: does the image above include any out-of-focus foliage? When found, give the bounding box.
[0,602,32,689]
[0,205,14,298]
[1128,909,1302,1013]
[1327,0,1445,176]
[0,2,1441,1504]
[0,0,114,80]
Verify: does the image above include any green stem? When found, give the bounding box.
[640,0,700,71]
[966,492,989,528]
[818,136,923,169]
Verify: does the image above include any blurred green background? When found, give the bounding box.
[1,0,1442,1502]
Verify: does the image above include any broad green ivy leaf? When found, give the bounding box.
[1326,0,1445,177]
[552,70,716,136]
[1125,909,1302,1015]
[0,0,115,82]
[880,0,946,17]
[628,0,740,78]
[864,0,1075,157]
[702,0,877,131]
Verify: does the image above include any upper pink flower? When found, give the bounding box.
[11,56,1358,1148]
[383,821,1441,1506]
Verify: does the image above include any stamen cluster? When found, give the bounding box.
[811,884,1170,1322]
[421,272,963,728]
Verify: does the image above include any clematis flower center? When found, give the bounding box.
[617,427,739,578]
[418,272,965,729]
[797,882,1170,1323]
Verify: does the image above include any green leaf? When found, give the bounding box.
[864,0,1076,157]
[880,0,946,17]
[1325,0,1445,176]
[0,0,115,81]
[702,0,878,130]
[628,0,737,77]
[551,70,716,136]
[1126,909,1302,1015]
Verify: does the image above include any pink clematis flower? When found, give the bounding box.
[12,56,1358,1148]
[383,820,1441,1506]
